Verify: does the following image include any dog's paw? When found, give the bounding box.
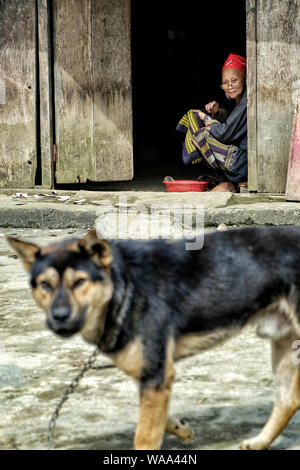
[240,436,270,450]
[166,418,194,444]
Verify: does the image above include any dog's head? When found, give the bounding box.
[7,230,114,344]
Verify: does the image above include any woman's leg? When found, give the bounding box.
[195,160,236,192]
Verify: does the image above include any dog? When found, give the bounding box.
[7,226,300,450]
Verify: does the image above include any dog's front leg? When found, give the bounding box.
[134,364,175,450]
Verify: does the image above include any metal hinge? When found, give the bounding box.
[52,144,58,163]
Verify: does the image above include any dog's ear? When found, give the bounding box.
[79,229,112,268]
[7,237,40,272]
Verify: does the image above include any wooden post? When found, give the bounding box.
[246,0,258,192]
[37,0,54,189]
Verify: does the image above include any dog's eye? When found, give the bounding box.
[40,280,53,292]
[73,278,87,289]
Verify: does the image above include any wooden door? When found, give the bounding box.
[0,0,36,188]
[53,0,133,184]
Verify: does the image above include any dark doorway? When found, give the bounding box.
[131,0,246,178]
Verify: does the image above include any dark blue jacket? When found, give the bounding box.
[209,91,247,182]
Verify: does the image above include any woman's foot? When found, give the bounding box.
[210,181,236,193]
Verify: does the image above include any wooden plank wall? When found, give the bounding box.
[256,0,300,193]
[54,0,133,184]
[0,0,36,188]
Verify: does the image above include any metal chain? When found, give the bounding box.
[47,346,100,450]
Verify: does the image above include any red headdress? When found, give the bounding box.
[222,53,246,75]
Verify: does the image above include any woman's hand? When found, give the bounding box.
[205,101,219,115]
[192,110,206,121]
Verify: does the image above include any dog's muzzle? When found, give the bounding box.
[47,312,85,338]
[47,286,85,337]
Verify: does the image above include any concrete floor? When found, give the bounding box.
[56,164,201,192]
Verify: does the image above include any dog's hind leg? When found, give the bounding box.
[240,334,300,450]
[165,417,194,443]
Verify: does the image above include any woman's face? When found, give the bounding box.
[221,69,245,101]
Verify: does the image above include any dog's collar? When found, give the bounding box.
[98,280,134,353]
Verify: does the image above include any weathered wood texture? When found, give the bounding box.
[54,0,93,184]
[256,0,300,193]
[54,0,133,184]
[285,96,300,200]
[38,0,54,188]
[246,0,258,191]
[92,0,133,182]
[0,0,36,188]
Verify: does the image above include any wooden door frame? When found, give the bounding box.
[52,0,133,185]
[37,0,54,189]
[246,0,258,192]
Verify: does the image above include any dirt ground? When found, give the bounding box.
[0,228,300,451]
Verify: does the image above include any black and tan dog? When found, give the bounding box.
[7,226,300,450]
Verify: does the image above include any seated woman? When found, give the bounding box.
[176,53,247,192]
